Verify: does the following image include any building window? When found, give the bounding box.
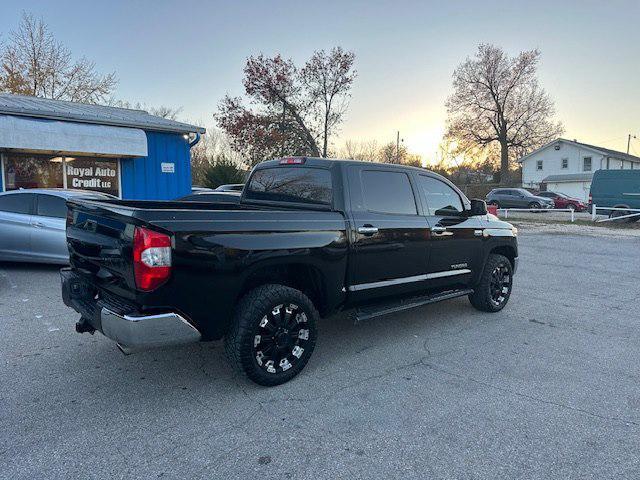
[2,153,63,189]
[561,158,568,169]
[583,157,592,172]
[2,153,119,196]
[536,160,543,170]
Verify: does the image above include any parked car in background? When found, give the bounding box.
[0,189,115,264]
[190,186,213,193]
[589,169,640,221]
[215,184,244,192]
[535,191,587,211]
[178,191,241,204]
[486,188,555,209]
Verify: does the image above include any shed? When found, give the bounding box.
[0,93,205,199]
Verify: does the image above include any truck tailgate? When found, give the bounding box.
[66,199,143,300]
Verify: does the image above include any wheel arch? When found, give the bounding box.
[489,245,517,270]
[238,262,332,317]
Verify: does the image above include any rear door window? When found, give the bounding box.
[36,194,67,218]
[0,193,35,214]
[245,167,332,206]
[361,170,417,215]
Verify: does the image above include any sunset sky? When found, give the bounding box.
[1,0,639,163]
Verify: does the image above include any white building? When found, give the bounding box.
[517,138,640,201]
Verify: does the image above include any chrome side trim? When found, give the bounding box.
[348,269,472,292]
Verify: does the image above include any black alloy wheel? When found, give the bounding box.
[253,303,311,375]
[469,253,513,312]
[488,263,512,308]
[225,284,318,386]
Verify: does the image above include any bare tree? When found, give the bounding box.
[341,139,380,161]
[107,99,182,120]
[445,44,563,182]
[379,142,422,167]
[0,12,117,104]
[216,49,356,164]
[190,128,246,185]
[301,47,357,157]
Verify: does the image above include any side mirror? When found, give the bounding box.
[469,198,488,216]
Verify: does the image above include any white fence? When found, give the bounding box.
[591,205,640,223]
[498,208,577,222]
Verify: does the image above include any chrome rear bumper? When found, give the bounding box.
[101,308,201,354]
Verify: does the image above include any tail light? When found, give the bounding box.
[133,226,172,291]
[279,157,305,165]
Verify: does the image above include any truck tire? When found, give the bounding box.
[468,254,513,312]
[225,284,318,386]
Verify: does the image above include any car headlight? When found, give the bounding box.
[511,226,518,236]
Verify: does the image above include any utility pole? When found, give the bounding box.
[280,100,287,157]
[627,134,637,155]
[396,131,400,163]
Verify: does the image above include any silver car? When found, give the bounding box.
[0,189,115,265]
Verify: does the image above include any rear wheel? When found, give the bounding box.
[609,208,635,223]
[567,203,577,211]
[225,284,318,386]
[469,254,513,312]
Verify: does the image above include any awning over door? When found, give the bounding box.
[0,114,148,157]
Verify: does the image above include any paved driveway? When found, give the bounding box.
[1,228,638,479]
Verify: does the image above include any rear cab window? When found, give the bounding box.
[244,167,333,207]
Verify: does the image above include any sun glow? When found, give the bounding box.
[402,125,445,166]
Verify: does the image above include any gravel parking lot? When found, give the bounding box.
[1,226,639,479]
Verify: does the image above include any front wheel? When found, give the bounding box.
[528,202,541,209]
[469,254,513,312]
[225,284,318,386]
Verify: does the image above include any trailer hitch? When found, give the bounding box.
[75,318,96,334]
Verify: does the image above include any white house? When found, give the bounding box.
[517,138,640,201]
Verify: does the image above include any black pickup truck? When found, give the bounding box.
[61,158,518,386]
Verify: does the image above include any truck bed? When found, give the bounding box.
[65,197,349,339]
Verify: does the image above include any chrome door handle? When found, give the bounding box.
[357,226,378,235]
[431,225,452,236]
[33,222,45,228]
